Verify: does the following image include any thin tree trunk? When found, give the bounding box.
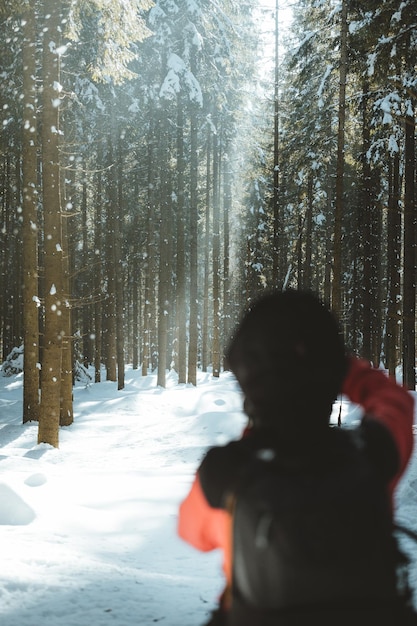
[0,157,6,361]
[142,132,154,377]
[272,0,280,286]
[296,208,303,288]
[157,221,169,388]
[132,253,139,370]
[132,169,140,371]
[81,166,92,367]
[157,114,170,388]
[187,108,198,385]
[212,119,221,378]
[104,137,117,382]
[2,157,11,360]
[324,165,333,304]
[60,206,73,427]
[202,126,211,372]
[94,148,103,383]
[372,197,383,367]
[141,224,151,377]
[115,133,125,390]
[402,92,416,389]
[223,150,231,365]
[176,99,187,384]
[22,0,40,423]
[12,155,23,351]
[386,153,401,377]
[362,84,372,362]
[332,0,348,317]
[304,173,313,289]
[351,205,360,355]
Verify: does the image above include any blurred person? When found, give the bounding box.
[178,289,416,625]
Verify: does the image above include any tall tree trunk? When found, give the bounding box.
[81,166,92,367]
[187,107,198,385]
[22,0,40,423]
[332,0,348,317]
[296,207,303,288]
[386,153,401,377]
[94,147,103,383]
[142,131,154,377]
[223,150,231,365]
[351,204,361,355]
[132,251,139,370]
[372,196,383,367]
[272,0,280,286]
[202,125,211,372]
[362,85,372,362]
[212,119,221,378]
[141,219,151,376]
[0,157,6,361]
[157,217,169,388]
[115,133,125,390]
[132,169,140,371]
[59,13,73,427]
[176,99,187,384]
[402,92,416,389]
[324,165,333,304]
[60,205,73,427]
[304,173,313,289]
[157,113,170,388]
[38,0,65,447]
[372,197,385,367]
[11,156,23,351]
[2,156,14,361]
[104,138,117,382]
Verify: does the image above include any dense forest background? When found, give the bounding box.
[0,0,416,446]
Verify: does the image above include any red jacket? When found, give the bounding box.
[178,358,414,596]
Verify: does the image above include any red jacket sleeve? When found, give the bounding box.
[342,357,414,483]
[178,473,230,551]
[178,473,233,584]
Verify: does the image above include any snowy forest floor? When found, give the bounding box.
[1,366,417,626]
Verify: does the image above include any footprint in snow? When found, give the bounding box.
[24,473,47,487]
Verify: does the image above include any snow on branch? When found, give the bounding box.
[159,53,203,105]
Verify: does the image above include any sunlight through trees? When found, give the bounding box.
[0,0,416,445]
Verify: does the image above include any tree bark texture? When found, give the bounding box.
[332,0,348,318]
[187,108,198,385]
[402,96,416,389]
[22,0,40,423]
[38,0,65,447]
[211,121,221,378]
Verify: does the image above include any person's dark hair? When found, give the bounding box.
[226,289,347,434]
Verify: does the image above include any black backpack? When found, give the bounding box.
[228,427,417,625]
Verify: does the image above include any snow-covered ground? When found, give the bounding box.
[1,365,417,626]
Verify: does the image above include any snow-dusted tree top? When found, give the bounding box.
[67,0,154,83]
[159,53,203,105]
